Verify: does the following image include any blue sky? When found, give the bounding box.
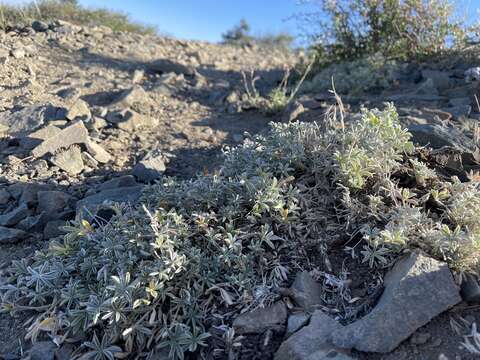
[79,0,309,42]
[3,0,480,43]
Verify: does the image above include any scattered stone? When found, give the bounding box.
[76,185,143,218]
[109,85,150,109]
[282,101,305,123]
[410,331,431,345]
[44,220,66,239]
[331,252,461,353]
[132,69,145,84]
[0,226,28,243]
[460,273,480,304]
[8,183,51,206]
[0,104,58,138]
[0,189,11,205]
[19,125,62,150]
[106,109,158,132]
[275,311,350,360]
[85,139,112,163]
[421,70,453,91]
[28,341,56,360]
[290,272,323,310]
[287,312,310,337]
[0,204,30,226]
[16,213,48,232]
[91,116,108,130]
[10,48,25,59]
[32,120,89,157]
[32,20,49,32]
[132,149,166,182]
[37,190,72,220]
[66,99,91,121]
[233,301,287,335]
[57,87,81,101]
[51,146,84,175]
[149,58,195,76]
[408,124,473,151]
[98,175,138,191]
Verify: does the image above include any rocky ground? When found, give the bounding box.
[1,19,480,360]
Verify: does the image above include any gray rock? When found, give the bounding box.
[282,101,305,123]
[10,48,25,59]
[19,125,62,150]
[306,349,356,360]
[149,58,195,76]
[331,252,461,353]
[8,183,52,206]
[287,312,310,337]
[44,220,66,239]
[460,273,480,304]
[109,85,150,109]
[233,301,287,335]
[66,99,91,121]
[421,70,453,91]
[291,272,323,310]
[55,343,74,360]
[106,109,158,132]
[0,189,11,205]
[51,146,84,175]
[0,204,30,226]
[37,190,72,220]
[449,97,471,107]
[132,69,145,84]
[29,341,56,360]
[275,311,348,360]
[56,87,81,101]
[98,175,138,191]
[32,20,49,32]
[16,212,48,232]
[76,186,143,218]
[444,105,472,119]
[32,120,89,158]
[0,104,58,138]
[0,226,28,243]
[408,124,473,151]
[84,139,111,164]
[132,149,166,182]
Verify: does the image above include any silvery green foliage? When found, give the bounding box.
[2,105,480,358]
[302,54,400,95]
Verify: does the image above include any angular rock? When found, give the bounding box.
[149,58,195,76]
[44,220,66,239]
[0,189,11,205]
[421,70,453,91]
[408,124,473,151]
[460,273,480,304]
[16,212,48,232]
[287,312,310,337]
[275,311,348,360]
[0,226,28,243]
[8,183,52,206]
[106,109,157,132]
[76,185,143,218]
[19,125,62,150]
[32,120,89,157]
[85,139,111,163]
[32,20,49,32]
[66,99,91,121]
[51,146,84,175]
[37,190,72,220]
[291,272,323,310]
[109,85,150,109]
[98,175,138,191]
[0,104,58,138]
[306,349,356,360]
[29,341,56,360]
[0,204,30,226]
[233,301,287,335]
[331,252,461,353]
[10,48,25,59]
[132,149,166,182]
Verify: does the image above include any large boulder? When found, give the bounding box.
[331,252,461,353]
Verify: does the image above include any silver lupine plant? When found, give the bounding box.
[2,104,480,359]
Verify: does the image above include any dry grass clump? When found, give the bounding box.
[1,104,479,358]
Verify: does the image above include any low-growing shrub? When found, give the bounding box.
[2,104,480,358]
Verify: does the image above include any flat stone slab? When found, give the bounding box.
[331,252,461,353]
